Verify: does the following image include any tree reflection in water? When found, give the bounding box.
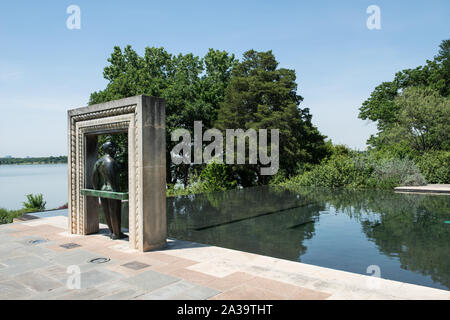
[167,186,449,289]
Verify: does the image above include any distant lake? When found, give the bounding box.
[0,164,67,210]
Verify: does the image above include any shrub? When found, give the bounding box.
[269,169,288,185]
[0,208,36,224]
[280,154,426,190]
[282,155,373,189]
[22,194,46,211]
[198,160,236,192]
[166,160,237,197]
[372,157,426,186]
[416,151,450,184]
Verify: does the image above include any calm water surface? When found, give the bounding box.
[167,186,450,290]
[0,164,67,210]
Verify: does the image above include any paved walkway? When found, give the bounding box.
[395,184,450,194]
[0,216,449,300]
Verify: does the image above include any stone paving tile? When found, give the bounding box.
[99,288,145,300]
[94,279,144,297]
[13,271,63,293]
[0,279,35,299]
[162,245,232,262]
[57,287,110,300]
[0,234,15,243]
[392,282,450,300]
[245,276,331,300]
[104,257,168,277]
[18,243,59,260]
[7,230,39,238]
[49,248,106,267]
[121,270,180,291]
[0,241,25,257]
[86,246,137,261]
[29,286,74,300]
[79,269,124,289]
[185,285,221,300]
[142,252,199,268]
[6,223,36,231]
[0,255,49,277]
[59,242,82,249]
[121,261,151,270]
[0,225,16,233]
[137,280,197,300]
[168,294,197,300]
[14,225,65,238]
[0,247,30,262]
[325,289,377,300]
[45,243,79,253]
[142,251,190,264]
[35,265,71,284]
[165,268,219,286]
[206,272,256,291]
[136,279,220,300]
[210,284,285,300]
[187,261,238,278]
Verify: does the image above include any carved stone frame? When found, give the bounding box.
[68,95,166,252]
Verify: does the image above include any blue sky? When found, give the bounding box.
[0,0,449,157]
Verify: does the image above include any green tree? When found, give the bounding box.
[215,50,329,186]
[89,46,235,185]
[359,39,450,150]
[384,87,450,153]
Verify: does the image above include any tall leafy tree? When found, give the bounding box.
[358,39,450,150]
[215,50,329,186]
[89,46,235,185]
[383,87,450,153]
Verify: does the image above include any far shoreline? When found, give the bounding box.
[0,156,67,166]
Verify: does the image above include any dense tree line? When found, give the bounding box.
[90,40,449,192]
[0,156,67,165]
[279,39,450,189]
[90,46,328,189]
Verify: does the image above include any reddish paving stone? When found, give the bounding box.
[7,224,36,231]
[206,272,256,291]
[210,284,285,300]
[8,230,39,238]
[149,256,199,273]
[141,252,186,264]
[245,276,331,300]
[166,268,219,286]
[29,225,65,234]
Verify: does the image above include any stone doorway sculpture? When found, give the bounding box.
[67,95,166,251]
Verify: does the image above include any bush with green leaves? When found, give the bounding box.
[198,160,236,192]
[280,153,426,190]
[372,157,426,187]
[22,194,46,211]
[282,155,373,189]
[167,160,236,196]
[416,151,450,184]
[0,208,36,224]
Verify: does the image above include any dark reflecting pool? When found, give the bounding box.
[167,186,450,290]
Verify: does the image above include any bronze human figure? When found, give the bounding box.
[92,140,126,240]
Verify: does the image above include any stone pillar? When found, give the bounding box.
[140,97,167,251]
